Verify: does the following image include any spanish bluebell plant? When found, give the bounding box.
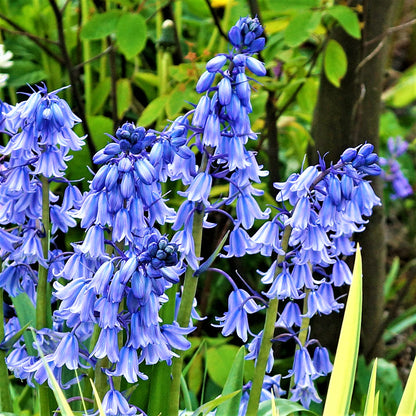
[0,16,385,416]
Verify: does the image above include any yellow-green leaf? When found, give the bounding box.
[326,5,361,39]
[81,10,121,40]
[137,95,168,127]
[323,245,362,416]
[363,358,378,416]
[396,356,416,416]
[324,39,347,87]
[116,14,147,59]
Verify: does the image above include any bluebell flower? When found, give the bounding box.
[101,388,138,416]
[276,301,302,328]
[222,226,261,257]
[215,288,263,342]
[245,330,274,373]
[290,376,322,409]
[331,258,352,286]
[108,346,147,383]
[262,264,303,301]
[52,332,80,370]
[306,283,343,317]
[312,346,332,375]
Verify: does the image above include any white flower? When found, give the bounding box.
[0,44,13,88]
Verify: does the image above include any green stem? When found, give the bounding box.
[245,226,292,416]
[147,285,177,416]
[36,175,51,416]
[81,0,92,116]
[0,288,13,412]
[167,152,210,416]
[289,289,310,393]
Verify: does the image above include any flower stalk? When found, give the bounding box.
[167,153,209,416]
[36,175,51,416]
[0,288,13,412]
[245,226,292,416]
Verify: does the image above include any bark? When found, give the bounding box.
[310,0,397,359]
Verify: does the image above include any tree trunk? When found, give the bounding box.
[310,0,397,359]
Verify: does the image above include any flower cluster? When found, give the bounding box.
[172,15,269,269]
[380,136,413,199]
[49,120,195,398]
[0,85,84,294]
[215,143,382,407]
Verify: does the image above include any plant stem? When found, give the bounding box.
[245,226,292,416]
[36,175,51,416]
[81,0,92,116]
[167,152,209,416]
[0,288,13,412]
[289,288,310,393]
[147,285,177,416]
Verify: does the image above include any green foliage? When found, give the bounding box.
[216,347,245,416]
[324,39,347,87]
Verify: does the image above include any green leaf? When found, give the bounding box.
[12,293,36,355]
[91,78,111,116]
[190,390,241,416]
[363,358,378,416]
[324,39,347,87]
[323,246,362,416]
[206,345,240,387]
[296,77,319,114]
[326,5,361,39]
[116,14,147,59]
[187,352,204,395]
[258,398,319,416]
[166,87,186,119]
[216,347,245,416]
[87,115,114,150]
[194,231,230,276]
[284,10,322,47]
[116,78,132,119]
[396,357,416,416]
[137,95,168,127]
[81,10,121,40]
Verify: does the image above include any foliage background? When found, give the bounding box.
[1,0,416,414]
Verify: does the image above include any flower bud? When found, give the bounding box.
[340,147,357,163]
[246,56,266,76]
[218,77,232,105]
[196,71,215,93]
[206,55,227,73]
[358,143,374,157]
[228,26,242,48]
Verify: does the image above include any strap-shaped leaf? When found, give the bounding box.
[323,245,362,416]
[363,358,378,416]
[396,356,416,416]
